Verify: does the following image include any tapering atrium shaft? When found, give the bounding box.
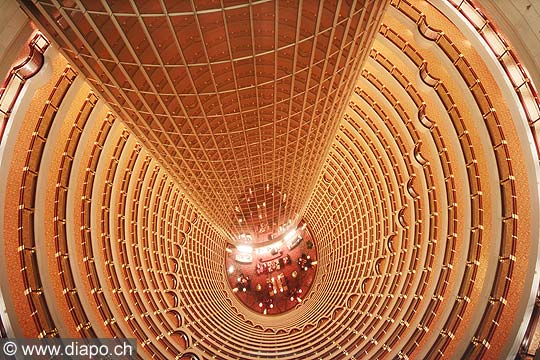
[0,0,540,359]
[21,0,388,239]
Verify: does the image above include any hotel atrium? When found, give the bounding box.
[0,0,540,359]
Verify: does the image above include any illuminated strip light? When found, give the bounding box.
[284,230,297,242]
[236,245,253,254]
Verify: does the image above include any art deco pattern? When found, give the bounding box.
[0,0,539,359]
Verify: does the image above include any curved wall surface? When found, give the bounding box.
[475,0,540,94]
[0,0,539,359]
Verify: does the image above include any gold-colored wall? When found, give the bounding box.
[0,0,538,359]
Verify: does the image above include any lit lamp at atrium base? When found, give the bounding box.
[225,220,317,315]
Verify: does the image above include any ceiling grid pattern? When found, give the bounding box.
[1,0,539,359]
[24,0,388,239]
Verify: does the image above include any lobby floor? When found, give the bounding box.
[226,224,317,315]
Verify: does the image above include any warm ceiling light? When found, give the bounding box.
[236,245,253,254]
[284,230,297,242]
